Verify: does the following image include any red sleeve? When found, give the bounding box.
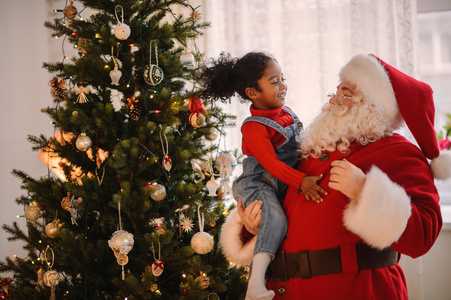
[241,121,305,189]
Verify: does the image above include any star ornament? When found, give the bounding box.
[180,216,194,233]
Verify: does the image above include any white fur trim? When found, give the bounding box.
[430,150,451,180]
[343,166,411,249]
[339,54,403,129]
[219,208,256,266]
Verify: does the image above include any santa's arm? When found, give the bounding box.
[337,147,441,256]
[219,209,256,266]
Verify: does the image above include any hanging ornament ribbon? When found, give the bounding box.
[144,40,164,85]
[151,241,164,276]
[44,246,60,300]
[110,46,122,86]
[114,5,131,40]
[159,125,172,171]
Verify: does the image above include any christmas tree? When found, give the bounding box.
[0,0,247,299]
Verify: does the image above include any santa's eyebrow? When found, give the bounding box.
[337,86,354,93]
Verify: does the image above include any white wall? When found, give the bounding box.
[0,0,55,266]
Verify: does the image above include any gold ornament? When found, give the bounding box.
[61,193,71,211]
[116,253,129,266]
[63,1,78,19]
[157,227,165,235]
[210,220,216,227]
[24,204,41,221]
[45,220,63,238]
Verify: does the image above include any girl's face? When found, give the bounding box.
[247,60,287,110]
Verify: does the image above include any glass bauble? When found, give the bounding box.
[76,133,92,151]
[45,221,62,238]
[108,230,134,255]
[180,49,195,65]
[191,231,214,254]
[148,183,166,201]
[24,205,41,221]
[205,127,219,141]
[215,151,237,173]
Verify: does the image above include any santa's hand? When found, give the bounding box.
[237,198,262,236]
[329,159,366,200]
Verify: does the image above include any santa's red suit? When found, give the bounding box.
[266,133,440,299]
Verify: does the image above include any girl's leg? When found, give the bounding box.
[246,252,275,300]
[246,190,286,300]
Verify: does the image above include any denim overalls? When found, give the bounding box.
[233,107,303,257]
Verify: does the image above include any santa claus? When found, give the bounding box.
[220,54,451,299]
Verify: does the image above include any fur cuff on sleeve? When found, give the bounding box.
[343,166,411,249]
[219,208,256,266]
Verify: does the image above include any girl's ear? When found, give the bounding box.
[245,87,257,100]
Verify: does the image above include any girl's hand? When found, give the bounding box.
[329,159,366,200]
[300,174,328,203]
[237,198,262,236]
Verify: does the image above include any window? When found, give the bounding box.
[417,9,451,205]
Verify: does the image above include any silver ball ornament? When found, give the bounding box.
[76,133,92,151]
[205,127,219,141]
[191,231,214,254]
[180,49,195,65]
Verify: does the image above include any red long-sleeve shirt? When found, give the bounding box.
[241,106,306,189]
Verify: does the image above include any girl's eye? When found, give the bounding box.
[272,81,278,85]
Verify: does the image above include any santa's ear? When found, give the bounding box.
[245,87,258,100]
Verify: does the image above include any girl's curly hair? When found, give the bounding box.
[199,51,275,103]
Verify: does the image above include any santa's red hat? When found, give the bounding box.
[339,54,451,180]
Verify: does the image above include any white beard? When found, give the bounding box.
[300,101,393,159]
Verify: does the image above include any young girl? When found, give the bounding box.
[200,52,326,300]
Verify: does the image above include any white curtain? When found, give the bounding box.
[201,0,423,299]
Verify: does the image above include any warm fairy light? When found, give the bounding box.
[64,56,69,60]
[31,260,35,264]
[79,18,84,21]
[126,83,130,88]
[71,32,77,36]
[150,95,154,99]
[95,33,101,38]
[54,36,59,39]
[182,272,186,278]
[39,240,42,243]
[129,44,134,47]
[13,254,17,258]
[104,65,110,69]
